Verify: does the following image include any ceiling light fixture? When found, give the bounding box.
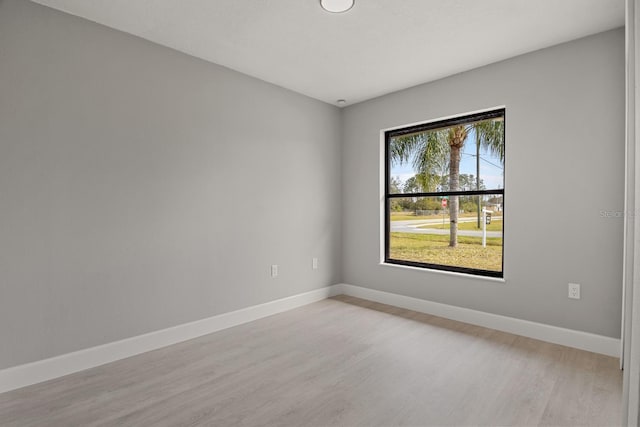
[336,99,347,106]
[320,0,354,13]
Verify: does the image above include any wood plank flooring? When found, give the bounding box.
[0,295,622,426]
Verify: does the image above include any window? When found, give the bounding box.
[384,109,505,278]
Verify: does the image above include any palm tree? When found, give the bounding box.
[390,131,449,193]
[390,118,504,247]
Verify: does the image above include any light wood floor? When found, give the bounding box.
[0,295,622,426]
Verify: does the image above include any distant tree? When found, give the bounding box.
[389,176,402,193]
[459,174,485,191]
[436,173,486,192]
[403,175,422,193]
[389,176,402,211]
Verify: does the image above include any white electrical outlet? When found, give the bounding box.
[271,264,278,278]
[312,258,318,270]
[568,283,580,299]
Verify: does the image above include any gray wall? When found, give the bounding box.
[342,29,625,338]
[0,0,342,369]
[0,0,625,371]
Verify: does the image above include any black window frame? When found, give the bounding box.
[384,108,505,278]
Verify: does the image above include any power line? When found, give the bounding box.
[461,153,503,170]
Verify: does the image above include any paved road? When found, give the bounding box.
[391,216,503,238]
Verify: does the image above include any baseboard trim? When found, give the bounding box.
[1,283,619,394]
[335,283,620,358]
[0,285,341,394]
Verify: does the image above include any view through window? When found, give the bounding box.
[385,109,505,277]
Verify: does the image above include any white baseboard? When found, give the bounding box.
[0,285,342,394]
[0,282,619,394]
[335,283,620,358]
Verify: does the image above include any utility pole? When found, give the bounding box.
[476,139,481,228]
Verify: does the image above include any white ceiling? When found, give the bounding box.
[31,0,624,106]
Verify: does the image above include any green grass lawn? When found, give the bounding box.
[419,219,503,232]
[390,212,480,221]
[389,232,502,272]
[390,213,437,221]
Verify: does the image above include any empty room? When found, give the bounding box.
[2,0,640,425]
